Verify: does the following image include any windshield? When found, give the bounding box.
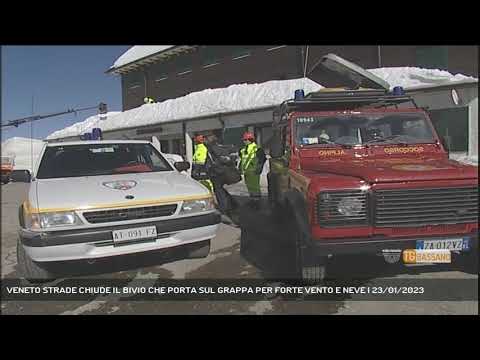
[295,112,435,147]
[36,143,173,179]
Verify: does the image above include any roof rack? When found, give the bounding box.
[275,90,418,118]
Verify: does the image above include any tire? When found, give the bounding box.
[186,240,211,259]
[458,250,478,274]
[288,209,326,284]
[16,238,56,283]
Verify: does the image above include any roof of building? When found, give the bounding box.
[107,46,197,74]
[46,77,322,140]
[47,67,478,140]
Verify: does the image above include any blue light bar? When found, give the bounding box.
[294,89,305,101]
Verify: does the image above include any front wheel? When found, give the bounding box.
[289,215,326,284]
[17,239,56,283]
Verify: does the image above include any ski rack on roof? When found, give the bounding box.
[273,90,419,125]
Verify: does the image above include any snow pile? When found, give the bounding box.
[110,46,174,70]
[368,67,477,90]
[47,112,121,140]
[1,137,46,172]
[46,78,322,139]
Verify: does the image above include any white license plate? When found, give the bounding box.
[112,226,157,243]
[416,238,469,251]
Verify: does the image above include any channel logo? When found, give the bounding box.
[403,249,451,264]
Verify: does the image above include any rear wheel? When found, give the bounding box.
[17,238,56,283]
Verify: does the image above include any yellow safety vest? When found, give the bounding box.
[240,142,258,173]
[193,143,208,165]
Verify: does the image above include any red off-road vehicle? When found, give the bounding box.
[266,54,478,282]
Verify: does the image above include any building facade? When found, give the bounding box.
[109,45,479,111]
[104,45,478,162]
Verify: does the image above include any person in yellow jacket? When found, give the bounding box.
[192,135,213,193]
[239,132,266,208]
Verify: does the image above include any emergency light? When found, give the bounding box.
[392,86,405,96]
[294,89,305,101]
[92,128,102,140]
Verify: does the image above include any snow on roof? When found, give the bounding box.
[368,67,477,90]
[47,112,121,140]
[47,66,478,140]
[1,137,46,172]
[110,46,175,70]
[46,78,322,140]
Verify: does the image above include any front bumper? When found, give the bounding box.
[309,232,479,257]
[20,212,221,262]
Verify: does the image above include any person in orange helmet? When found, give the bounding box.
[238,131,266,208]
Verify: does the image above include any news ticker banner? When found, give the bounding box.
[1,279,478,301]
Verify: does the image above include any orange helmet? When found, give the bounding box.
[195,135,205,143]
[242,132,255,141]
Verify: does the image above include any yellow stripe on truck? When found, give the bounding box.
[33,194,213,214]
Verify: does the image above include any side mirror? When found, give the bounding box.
[12,170,31,183]
[269,129,284,158]
[174,161,190,172]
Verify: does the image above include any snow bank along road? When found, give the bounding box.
[1,183,477,315]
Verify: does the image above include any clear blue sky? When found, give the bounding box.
[1,45,130,141]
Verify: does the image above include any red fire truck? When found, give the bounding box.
[262,54,478,282]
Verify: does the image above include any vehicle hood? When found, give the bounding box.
[34,171,209,211]
[305,157,478,183]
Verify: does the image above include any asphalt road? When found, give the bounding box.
[1,182,478,315]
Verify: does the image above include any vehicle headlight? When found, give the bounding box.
[337,197,364,216]
[180,198,215,215]
[38,211,83,229]
[317,190,368,227]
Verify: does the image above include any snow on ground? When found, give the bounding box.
[1,137,46,172]
[110,46,174,70]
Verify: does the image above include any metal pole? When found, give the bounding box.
[377,45,382,68]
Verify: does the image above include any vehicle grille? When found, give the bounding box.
[374,187,478,227]
[83,204,177,224]
[317,190,369,227]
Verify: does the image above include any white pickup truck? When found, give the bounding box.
[17,140,220,281]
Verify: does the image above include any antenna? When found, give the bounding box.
[31,95,34,174]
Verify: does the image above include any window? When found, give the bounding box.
[232,47,251,60]
[429,107,468,152]
[128,83,141,90]
[177,68,192,76]
[37,143,173,179]
[203,58,221,68]
[266,45,287,52]
[155,75,168,82]
[416,46,449,70]
[295,113,435,147]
